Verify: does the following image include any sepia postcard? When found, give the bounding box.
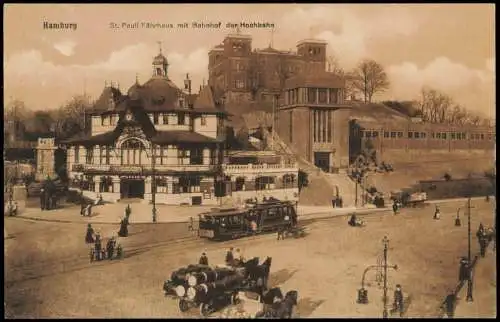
[3,3,496,319]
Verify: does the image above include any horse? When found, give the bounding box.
[242,257,272,292]
[256,290,298,318]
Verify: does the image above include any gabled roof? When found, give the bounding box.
[60,130,119,145]
[62,100,156,145]
[194,85,217,110]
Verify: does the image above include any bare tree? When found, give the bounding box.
[350,59,390,103]
[55,94,93,138]
[419,87,492,126]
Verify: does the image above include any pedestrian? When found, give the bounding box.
[476,223,485,239]
[225,247,234,266]
[40,188,45,211]
[479,235,488,258]
[106,237,115,260]
[94,232,102,261]
[433,205,441,220]
[188,217,194,231]
[199,252,209,266]
[392,201,398,215]
[392,284,404,317]
[85,224,95,244]
[118,217,128,237]
[80,202,86,216]
[277,226,285,240]
[332,196,337,208]
[125,204,131,223]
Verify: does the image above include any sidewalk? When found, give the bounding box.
[454,250,497,318]
[9,202,389,225]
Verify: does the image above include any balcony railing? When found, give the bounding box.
[71,163,219,173]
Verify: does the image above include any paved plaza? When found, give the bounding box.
[4,198,496,318]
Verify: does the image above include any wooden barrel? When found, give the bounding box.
[187,274,245,302]
[188,268,236,287]
[175,285,187,297]
[171,265,211,283]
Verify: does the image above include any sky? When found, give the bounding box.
[3,4,496,118]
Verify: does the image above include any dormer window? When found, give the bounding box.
[156,68,162,76]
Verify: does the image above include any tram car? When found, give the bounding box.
[198,200,298,241]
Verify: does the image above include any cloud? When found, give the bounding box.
[4,43,210,109]
[279,6,420,68]
[387,57,495,117]
[54,40,77,56]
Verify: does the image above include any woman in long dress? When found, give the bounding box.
[85,224,95,244]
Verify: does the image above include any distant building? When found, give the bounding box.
[208,32,328,118]
[61,47,298,205]
[277,75,495,171]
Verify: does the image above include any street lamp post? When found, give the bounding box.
[382,236,389,318]
[357,236,398,319]
[466,197,473,302]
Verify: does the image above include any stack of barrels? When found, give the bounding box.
[163,264,212,297]
[186,268,243,303]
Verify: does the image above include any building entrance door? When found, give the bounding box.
[314,152,331,172]
[120,178,145,199]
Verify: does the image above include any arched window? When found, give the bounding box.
[121,139,146,165]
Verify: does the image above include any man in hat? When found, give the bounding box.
[40,188,46,211]
[199,252,209,266]
[392,201,399,215]
[94,232,102,261]
[392,284,404,317]
[118,217,128,237]
[106,236,115,260]
[125,204,131,224]
[225,247,234,266]
[433,205,441,220]
[85,224,95,244]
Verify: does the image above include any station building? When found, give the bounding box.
[61,48,298,205]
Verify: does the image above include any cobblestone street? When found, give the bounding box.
[4,198,496,318]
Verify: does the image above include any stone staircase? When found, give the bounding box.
[323,172,360,208]
[261,128,359,207]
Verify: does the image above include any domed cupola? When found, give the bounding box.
[127,74,143,100]
[152,41,169,79]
